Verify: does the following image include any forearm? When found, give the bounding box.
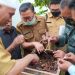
[7,54,35,75]
[22,42,35,48]
[6,42,17,52]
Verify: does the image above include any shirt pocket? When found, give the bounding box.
[38,29,46,35]
[23,30,34,40]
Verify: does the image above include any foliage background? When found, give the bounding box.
[18,0,51,15]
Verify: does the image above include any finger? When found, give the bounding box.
[64,54,71,59]
[37,49,41,54]
[38,51,40,54]
[39,46,44,52]
[67,52,73,55]
[53,54,59,58]
[66,54,72,57]
[58,59,65,64]
[41,46,44,51]
[53,51,58,54]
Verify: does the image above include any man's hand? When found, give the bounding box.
[41,35,48,44]
[64,52,75,63]
[41,32,50,44]
[6,53,39,75]
[58,59,72,71]
[30,54,39,63]
[25,54,39,64]
[6,35,25,52]
[32,42,44,53]
[53,50,65,58]
[12,35,25,46]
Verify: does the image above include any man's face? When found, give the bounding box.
[71,8,75,21]
[49,4,60,12]
[20,9,34,22]
[60,6,71,18]
[49,4,61,17]
[60,6,75,25]
[0,5,15,27]
[3,21,12,31]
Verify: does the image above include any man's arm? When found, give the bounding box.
[6,35,25,52]
[7,54,39,75]
[22,42,44,53]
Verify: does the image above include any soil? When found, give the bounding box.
[28,50,58,73]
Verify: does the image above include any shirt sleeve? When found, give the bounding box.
[0,38,16,75]
[68,65,75,75]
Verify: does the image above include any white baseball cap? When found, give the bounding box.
[0,0,18,9]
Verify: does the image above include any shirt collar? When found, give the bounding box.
[48,12,63,19]
[35,15,41,22]
[3,26,14,34]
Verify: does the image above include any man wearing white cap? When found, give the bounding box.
[0,0,17,26]
[0,0,39,75]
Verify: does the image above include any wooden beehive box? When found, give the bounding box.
[21,67,60,75]
[21,50,60,75]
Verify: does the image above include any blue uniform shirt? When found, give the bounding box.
[0,26,22,59]
[56,24,75,53]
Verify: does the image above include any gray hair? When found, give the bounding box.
[19,2,34,13]
[60,0,72,9]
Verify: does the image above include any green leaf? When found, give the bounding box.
[18,0,23,3]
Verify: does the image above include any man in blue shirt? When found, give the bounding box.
[49,0,75,75]
[0,21,22,59]
[58,1,75,75]
[0,19,45,59]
